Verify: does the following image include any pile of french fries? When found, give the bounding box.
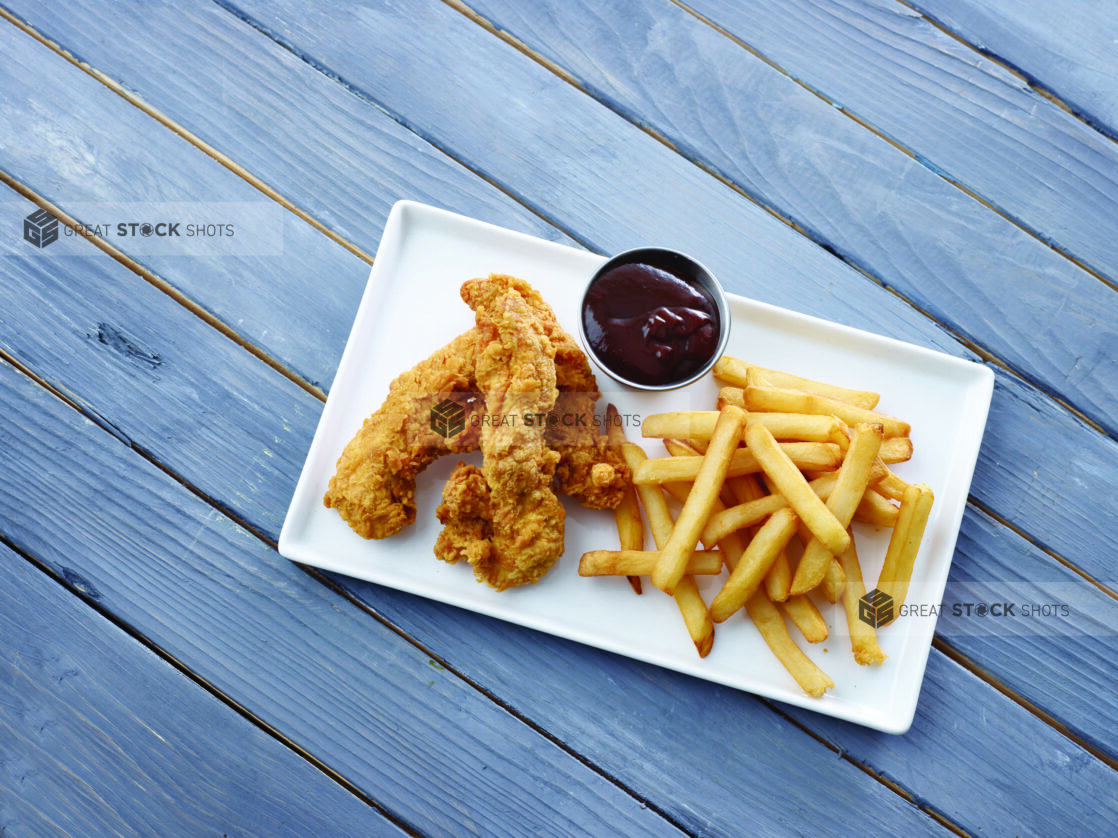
[579,357,933,697]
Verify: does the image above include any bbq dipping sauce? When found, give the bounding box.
[579,248,729,390]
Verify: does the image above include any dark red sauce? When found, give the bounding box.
[582,261,720,386]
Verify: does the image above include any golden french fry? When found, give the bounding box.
[641,411,720,440]
[608,405,643,595]
[745,423,850,557]
[875,483,935,623]
[790,423,883,595]
[578,550,724,576]
[745,385,908,437]
[764,549,793,602]
[745,590,834,698]
[879,436,913,464]
[701,491,791,546]
[783,594,828,643]
[839,536,887,665]
[714,357,880,409]
[621,443,716,655]
[709,508,799,622]
[634,442,842,485]
[674,576,715,657]
[699,463,885,547]
[821,557,846,603]
[643,410,845,446]
[716,386,746,410]
[854,488,900,527]
[874,466,911,502]
[652,406,748,595]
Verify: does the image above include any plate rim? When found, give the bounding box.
[279,199,995,734]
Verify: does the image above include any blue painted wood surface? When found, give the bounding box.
[913,0,1118,139]
[0,541,406,837]
[0,0,1115,834]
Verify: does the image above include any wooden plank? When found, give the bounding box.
[0,542,408,837]
[913,0,1118,138]
[2,0,1113,587]
[0,359,687,838]
[0,10,572,393]
[460,0,1118,437]
[678,0,1118,284]
[786,650,1118,836]
[5,184,1116,827]
[938,507,1118,761]
[0,232,318,541]
[2,6,1109,831]
[206,0,1118,605]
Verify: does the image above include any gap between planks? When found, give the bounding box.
[0,5,374,268]
[0,527,425,838]
[663,0,1118,297]
[898,0,1118,146]
[0,5,1113,791]
[0,348,693,838]
[0,324,1106,834]
[3,1,1113,445]
[439,0,1117,442]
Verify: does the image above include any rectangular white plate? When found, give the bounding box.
[280,200,994,733]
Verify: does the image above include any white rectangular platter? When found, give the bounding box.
[280,200,994,733]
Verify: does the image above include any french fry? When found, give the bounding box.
[745,423,850,557]
[839,536,887,665]
[709,507,799,622]
[854,488,900,528]
[745,385,909,437]
[652,406,747,595]
[699,464,886,547]
[608,405,643,595]
[745,590,834,697]
[783,594,828,643]
[660,439,750,574]
[641,411,720,440]
[714,357,880,409]
[578,550,724,576]
[821,557,846,603]
[642,410,845,445]
[879,436,913,464]
[701,491,791,546]
[716,386,745,409]
[790,423,883,595]
[875,483,935,623]
[621,443,715,656]
[633,442,842,484]
[674,578,716,657]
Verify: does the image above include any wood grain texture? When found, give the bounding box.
[912,0,1118,138]
[217,0,1117,595]
[681,0,1118,286]
[349,573,1118,838]
[4,192,1115,830]
[1,2,1116,833]
[0,542,406,837]
[462,0,1117,437]
[0,11,571,394]
[0,358,685,837]
[938,508,1118,761]
[0,0,575,255]
[0,241,318,541]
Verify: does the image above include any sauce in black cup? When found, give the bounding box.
[579,248,730,390]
